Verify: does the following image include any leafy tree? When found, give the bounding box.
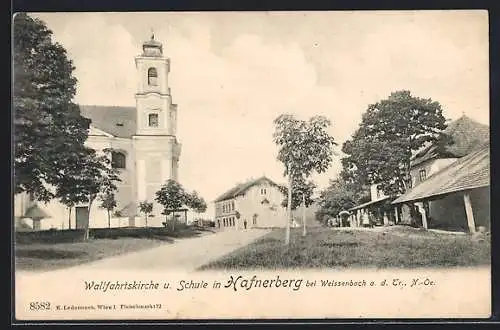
[100,192,117,228]
[273,114,337,244]
[138,201,153,227]
[55,147,120,236]
[65,148,120,239]
[186,191,207,213]
[185,190,207,225]
[155,179,186,231]
[279,177,316,236]
[316,178,370,225]
[13,13,90,201]
[342,90,447,196]
[55,159,89,230]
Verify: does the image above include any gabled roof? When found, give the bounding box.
[348,196,392,211]
[393,142,489,204]
[411,115,489,167]
[214,176,281,203]
[22,204,51,219]
[80,105,136,139]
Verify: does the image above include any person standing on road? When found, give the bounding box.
[244,219,247,230]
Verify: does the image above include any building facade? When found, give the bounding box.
[14,34,182,230]
[393,143,490,232]
[214,176,289,230]
[397,115,489,229]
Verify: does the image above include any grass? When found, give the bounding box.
[15,238,169,272]
[199,226,491,270]
[15,225,216,272]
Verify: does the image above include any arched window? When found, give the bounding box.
[148,113,159,127]
[111,151,126,169]
[148,67,158,86]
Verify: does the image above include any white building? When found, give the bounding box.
[213,176,290,230]
[14,34,182,230]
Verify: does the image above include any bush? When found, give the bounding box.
[16,229,86,244]
[16,224,205,245]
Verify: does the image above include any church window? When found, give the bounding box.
[148,113,159,127]
[111,151,126,169]
[148,67,158,86]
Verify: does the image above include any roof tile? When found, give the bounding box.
[80,105,136,138]
[393,143,489,204]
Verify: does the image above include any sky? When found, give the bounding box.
[31,11,489,216]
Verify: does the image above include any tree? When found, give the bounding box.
[64,147,120,239]
[13,13,90,202]
[273,114,337,244]
[100,192,117,228]
[155,179,186,231]
[279,177,316,236]
[316,178,370,225]
[185,191,207,224]
[138,201,153,227]
[55,155,89,230]
[341,90,447,196]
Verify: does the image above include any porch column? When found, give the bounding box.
[383,211,389,226]
[463,192,476,233]
[415,202,428,229]
[394,206,399,224]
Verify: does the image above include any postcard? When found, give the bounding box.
[13,10,490,321]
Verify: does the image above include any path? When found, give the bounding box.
[18,228,271,276]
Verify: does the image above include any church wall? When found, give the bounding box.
[86,136,136,216]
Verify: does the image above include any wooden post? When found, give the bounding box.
[463,193,476,233]
[415,202,428,229]
[394,206,399,224]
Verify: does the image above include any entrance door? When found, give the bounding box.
[75,207,89,229]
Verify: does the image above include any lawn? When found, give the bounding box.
[199,226,491,270]
[15,225,216,272]
[15,238,169,272]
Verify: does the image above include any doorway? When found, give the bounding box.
[75,207,89,229]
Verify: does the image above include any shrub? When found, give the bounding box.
[16,229,86,244]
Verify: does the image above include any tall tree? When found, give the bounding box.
[99,192,117,228]
[279,177,316,236]
[155,179,186,231]
[13,13,90,201]
[138,201,153,227]
[273,114,337,244]
[342,90,447,196]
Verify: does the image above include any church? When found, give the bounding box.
[14,34,182,230]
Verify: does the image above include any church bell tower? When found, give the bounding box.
[133,32,182,216]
